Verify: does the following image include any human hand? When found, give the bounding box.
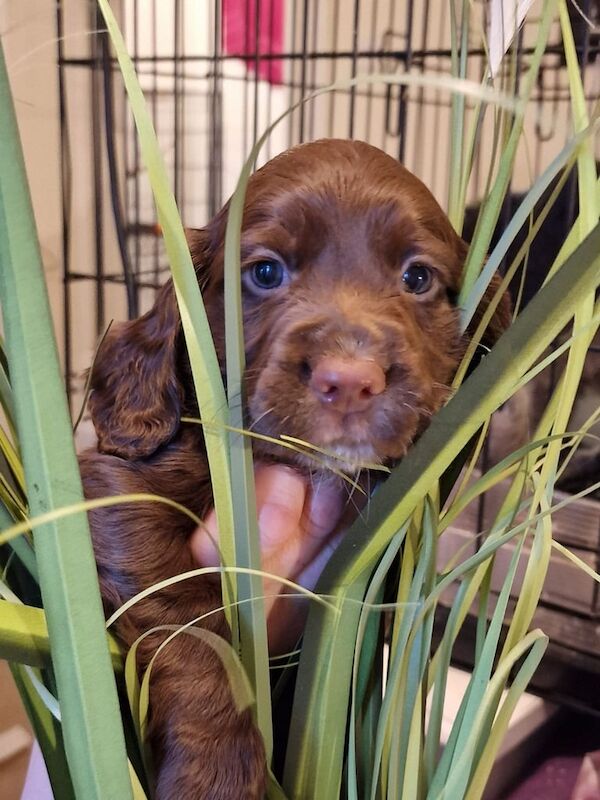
[189,463,347,653]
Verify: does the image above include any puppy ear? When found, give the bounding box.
[468,271,512,349]
[186,223,222,282]
[88,281,183,458]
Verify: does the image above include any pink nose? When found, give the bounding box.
[309,357,386,413]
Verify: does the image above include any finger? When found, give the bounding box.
[254,464,307,554]
[189,464,307,568]
[302,478,346,541]
[294,529,346,592]
[189,506,220,567]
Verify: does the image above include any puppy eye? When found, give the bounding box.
[402,263,433,294]
[249,259,287,291]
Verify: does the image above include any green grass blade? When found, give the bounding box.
[423,580,470,786]
[95,0,238,637]
[0,493,204,548]
[460,133,587,331]
[401,682,424,800]
[0,598,123,670]
[428,532,525,796]
[105,565,336,630]
[0,499,37,580]
[355,637,384,800]
[347,527,407,796]
[0,40,132,800]
[458,0,557,300]
[284,579,370,799]
[10,662,75,800]
[389,501,438,793]
[224,153,273,745]
[551,540,600,583]
[440,632,547,800]
[369,520,431,799]
[0,359,17,441]
[438,430,583,534]
[498,477,553,661]
[463,638,547,800]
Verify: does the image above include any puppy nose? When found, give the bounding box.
[309,357,386,413]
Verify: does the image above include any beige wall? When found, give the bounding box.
[1,0,63,359]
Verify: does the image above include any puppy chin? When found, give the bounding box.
[251,418,415,477]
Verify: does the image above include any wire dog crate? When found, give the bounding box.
[55,0,600,403]
[55,0,600,709]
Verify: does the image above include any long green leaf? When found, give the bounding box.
[95,0,239,639]
[223,148,270,715]
[440,632,547,800]
[0,599,123,670]
[10,663,75,800]
[0,499,37,579]
[0,39,132,800]
[428,532,525,795]
[458,0,557,300]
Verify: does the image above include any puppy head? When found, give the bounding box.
[89,139,510,469]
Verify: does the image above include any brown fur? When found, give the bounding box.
[79,139,511,799]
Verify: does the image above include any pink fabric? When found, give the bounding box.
[21,741,52,800]
[507,756,582,800]
[571,750,600,800]
[222,0,284,84]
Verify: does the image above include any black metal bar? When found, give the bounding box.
[90,9,105,335]
[209,0,223,217]
[133,0,141,301]
[253,0,261,148]
[265,0,275,159]
[66,272,162,291]
[298,0,309,142]
[327,0,341,137]
[307,0,318,141]
[288,0,298,148]
[123,2,132,291]
[100,18,139,318]
[55,2,72,406]
[411,0,431,174]
[242,0,251,158]
[179,1,186,218]
[152,0,160,287]
[174,0,182,207]
[348,0,361,138]
[578,0,593,68]
[364,0,380,143]
[396,0,414,163]
[58,42,597,68]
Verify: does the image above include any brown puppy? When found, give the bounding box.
[79,139,510,799]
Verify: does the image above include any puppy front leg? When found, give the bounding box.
[147,635,267,800]
[116,580,267,800]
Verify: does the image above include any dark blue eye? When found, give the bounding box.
[251,260,285,290]
[402,263,433,294]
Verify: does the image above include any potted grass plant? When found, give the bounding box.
[0,1,599,798]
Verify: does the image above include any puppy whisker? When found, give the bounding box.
[249,406,275,431]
